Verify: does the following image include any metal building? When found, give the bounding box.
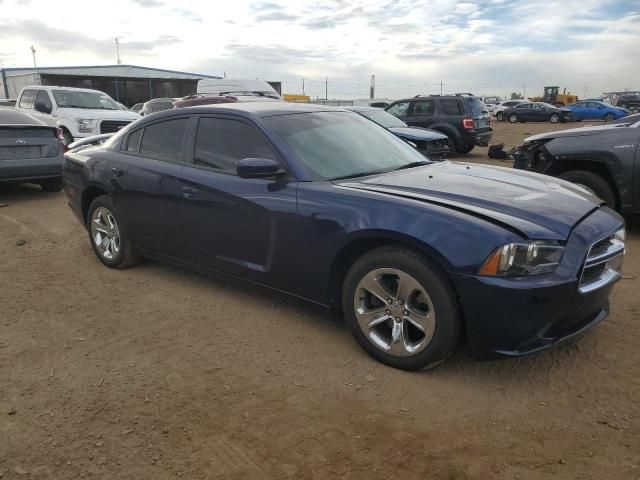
[0,64,221,106]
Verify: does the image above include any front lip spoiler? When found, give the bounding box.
[494,308,608,356]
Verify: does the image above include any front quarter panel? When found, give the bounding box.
[290,182,520,304]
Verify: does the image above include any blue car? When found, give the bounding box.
[566,100,629,122]
[345,106,450,159]
[63,103,625,371]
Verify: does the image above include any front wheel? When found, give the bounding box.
[549,113,560,123]
[87,196,140,269]
[558,170,616,208]
[496,112,504,121]
[508,113,519,123]
[342,247,461,371]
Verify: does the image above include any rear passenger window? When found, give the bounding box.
[440,99,463,115]
[19,89,36,109]
[125,129,143,153]
[193,117,277,173]
[139,118,188,162]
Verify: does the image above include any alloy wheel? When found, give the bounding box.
[91,207,121,260]
[509,114,518,123]
[353,268,436,357]
[550,114,559,123]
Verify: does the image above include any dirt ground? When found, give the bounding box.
[1,121,638,480]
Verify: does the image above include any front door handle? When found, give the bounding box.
[112,167,124,177]
[182,186,198,200]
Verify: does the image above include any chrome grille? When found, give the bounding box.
[579,229,625,294]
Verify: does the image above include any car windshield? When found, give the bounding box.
[357,109,407,128]
[52,90,120,110]
[266,111,430,181]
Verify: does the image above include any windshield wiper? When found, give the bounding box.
[393,160,431,171]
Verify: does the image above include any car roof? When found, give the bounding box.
[22,85,104,94]
[151,102,347,119]
[0,109,46,125]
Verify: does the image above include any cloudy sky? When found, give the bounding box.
[1,0,639,99]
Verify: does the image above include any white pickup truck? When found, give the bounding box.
[15,86,140,144]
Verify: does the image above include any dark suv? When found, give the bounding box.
[385,94,492,154]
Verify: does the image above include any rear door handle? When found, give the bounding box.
[112,167,124,177]
[182,186,198,200]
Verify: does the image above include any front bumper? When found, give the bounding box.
[452,207,624,355]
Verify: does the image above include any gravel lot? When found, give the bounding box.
[1,121,638,479]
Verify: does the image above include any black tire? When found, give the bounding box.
[603,113,615,122]
[496,112,504,121]
[62,130,73,146]
[508,113,519,123]
[558,170,616,207]
[40,179,64,192]
[549,113,560,123]
[342,246,462,371]
[455,144,474,154]
[86,195,140,269]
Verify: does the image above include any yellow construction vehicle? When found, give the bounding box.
[531,86,577,107]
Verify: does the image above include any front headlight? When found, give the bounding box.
[479,242,564,276]
[75,118,96,133]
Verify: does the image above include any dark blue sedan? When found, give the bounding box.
[62,103,625,370]
[566,100,629,121]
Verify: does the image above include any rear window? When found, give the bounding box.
[19,89,36,109]
[465,97,488,116]
[440,99,463,115]
[139,118,188,162]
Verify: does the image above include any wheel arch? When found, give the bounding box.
[81,184,110,226]
[327,230,460,314]
[428,124,462,146]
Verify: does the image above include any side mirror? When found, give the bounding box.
[35,102,51,114]
[236,158,281,179]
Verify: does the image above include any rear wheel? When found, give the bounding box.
[40,179,63,192]
[455,144,474,154]
[508,113,519,123]
[342,247,461,371]
[603,113,615,122]
[558,170,616,207]
[87,196,140,269]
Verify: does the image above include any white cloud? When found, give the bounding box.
[0,0,638,99]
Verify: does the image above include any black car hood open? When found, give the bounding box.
[338,161,601,240]
[387,126,448,142]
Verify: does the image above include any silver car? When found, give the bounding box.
[0,110,65,191]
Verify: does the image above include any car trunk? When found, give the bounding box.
[0,125,60,160]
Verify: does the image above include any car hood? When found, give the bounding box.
[56,108,140,120]
[525,123,633,142]
[338,161,600,240]
[388,126,448,142]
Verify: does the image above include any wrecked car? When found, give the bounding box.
[513,117,640,211]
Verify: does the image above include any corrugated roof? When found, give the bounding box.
[0,64,221,80]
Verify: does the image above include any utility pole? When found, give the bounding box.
[523,81,526,98]
[302,78,305,95]
[440,80,443,95]
[325,77,328,100]
[370,74,375,99]
[115,38,121,65]
[30,45,37,69]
